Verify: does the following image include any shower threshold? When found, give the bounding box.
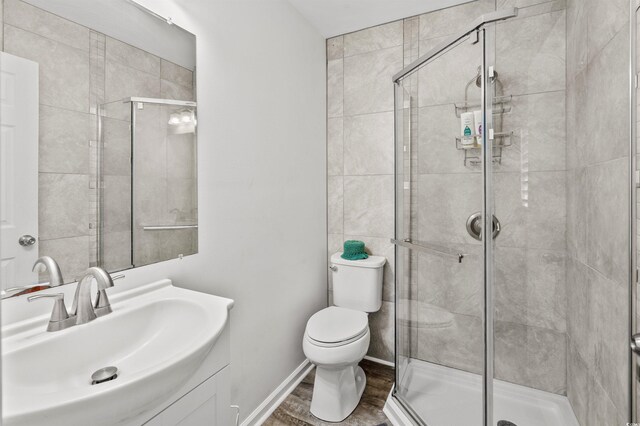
[384,359,579,426]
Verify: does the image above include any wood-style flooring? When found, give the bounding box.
[264,359,394,426]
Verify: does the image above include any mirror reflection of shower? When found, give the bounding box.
[98,97,198,271]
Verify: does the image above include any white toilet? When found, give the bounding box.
[303,252,385,422]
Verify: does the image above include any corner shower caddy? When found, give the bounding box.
[454,67,514,166]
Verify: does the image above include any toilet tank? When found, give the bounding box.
[330,252,385,312]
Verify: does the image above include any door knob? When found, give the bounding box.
[19,235,36,247]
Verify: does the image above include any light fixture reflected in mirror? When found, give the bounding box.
[168,109,196,134]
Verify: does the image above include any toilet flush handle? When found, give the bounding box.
[329,265,337,272]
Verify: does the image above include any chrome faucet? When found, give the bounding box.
[33,256,64,286]
[29,267,121,332]
[1,256,65,299]
[71,267,116,325]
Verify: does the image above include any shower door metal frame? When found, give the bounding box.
[629,0,639,421]
[391,7,517,426]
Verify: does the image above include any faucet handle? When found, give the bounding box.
[93,272,123,316]
[28,293,71,332]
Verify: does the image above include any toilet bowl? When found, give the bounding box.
[303,307,370,422]
[303,253,385,422]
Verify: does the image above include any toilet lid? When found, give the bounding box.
[306,306,368,344]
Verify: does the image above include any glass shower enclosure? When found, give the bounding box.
[390,7,623,425]
[98,97,198,272]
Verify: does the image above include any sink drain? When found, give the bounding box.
[497,421,518,426]
[91,366,118,385]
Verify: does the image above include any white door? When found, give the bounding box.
[0,52,39,290]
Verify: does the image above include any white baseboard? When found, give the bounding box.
[364,355,395,368]
[241,359,314,426]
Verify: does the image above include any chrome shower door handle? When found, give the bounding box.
[631,333,640,355]
[466,212,501,241]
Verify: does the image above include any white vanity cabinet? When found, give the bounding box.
[144,367,230,426]
[139,323,233,426]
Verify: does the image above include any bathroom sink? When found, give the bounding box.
[2,280,234,426]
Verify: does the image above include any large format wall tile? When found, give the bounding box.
[327,176,343,234]
[567,0,587,77]
[4,24,90,112]
[588,269,628,416]
[39,236,89,280]
[368,301,394,362]
[39,173,89,240]
[105,60,160,103]
[327,59,344,118]
[39,105,90,174]
[501,91,566,172]
[417,104,480,174]
[417,36,482,107]
[494,321,566,393]
[344,21,403,57]
[327,36,343,60]
[566,257,592,364]
[416,245,483,317]
[344,46,402,116]
[106,36,160,76]
[344,112,394,175]
[101,230,132,272]
[102,175,132,234]
[494,247,566,332]
[415,313,484,374]
[587,375,625,426]
[417,173,483,245]
[160,59,193,88]
[586,0,627,63]
[343,175,394,238]
[418,0,495,40]
[327,117,343,176]
[102,116,131,176]
[493,171,566,251]
[566,167,587,262]
[4,0,89,51]
[567,341,589,426]
[0,0,4,48]
[160,79,194,101]
[585,158,629,286]
[584,27,629,166]
[496,10,566,96]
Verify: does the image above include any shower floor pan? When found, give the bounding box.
[396,359,579,426]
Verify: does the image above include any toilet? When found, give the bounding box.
[303,252,386,422]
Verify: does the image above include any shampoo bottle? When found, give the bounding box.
[473,110,482,147]
[460,112,474,148]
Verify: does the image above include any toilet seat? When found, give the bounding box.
[305,306,368,347]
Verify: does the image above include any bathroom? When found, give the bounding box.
[0,0,635,425]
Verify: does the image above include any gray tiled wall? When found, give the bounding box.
[327,0,569,390]
[566,0,631,424]
[327,20,403,362]
[2,0,195,280]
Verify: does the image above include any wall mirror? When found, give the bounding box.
[0,0,198,295]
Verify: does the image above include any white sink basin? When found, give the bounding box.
[2,280,234,426]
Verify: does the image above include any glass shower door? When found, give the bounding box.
[393,27,489,425]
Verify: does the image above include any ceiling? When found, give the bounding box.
[286,0,474,38]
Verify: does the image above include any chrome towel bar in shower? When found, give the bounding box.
[143,225,198,231]
[390,239,466,263]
